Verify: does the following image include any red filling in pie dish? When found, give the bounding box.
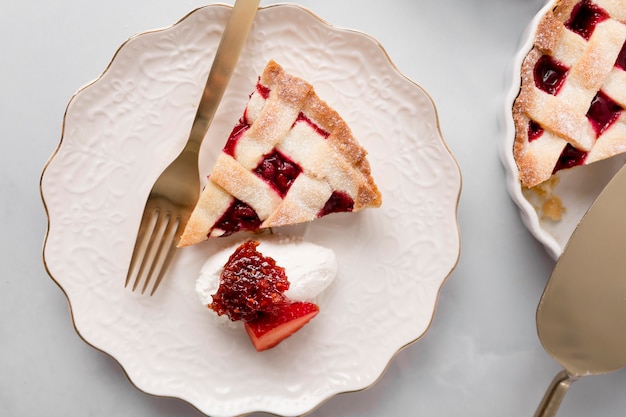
[532,1,623,171]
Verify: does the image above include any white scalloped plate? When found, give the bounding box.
[41,4,461,417]
[501,0,626,260]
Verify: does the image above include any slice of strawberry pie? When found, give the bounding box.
[178,60,381,246]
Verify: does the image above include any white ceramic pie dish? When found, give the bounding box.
[41,4,461,417]
[501,0,626,260]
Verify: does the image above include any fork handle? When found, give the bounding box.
[533,370,577,417]
[187,0,260,151]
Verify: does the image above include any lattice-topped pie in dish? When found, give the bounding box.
[513,0,626,188]
[179,60,382,246]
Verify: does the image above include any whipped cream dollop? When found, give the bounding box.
[196,235,337,307]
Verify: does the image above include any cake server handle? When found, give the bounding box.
[533,370,578,417]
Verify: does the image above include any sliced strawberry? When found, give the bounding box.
[244,302,319,351]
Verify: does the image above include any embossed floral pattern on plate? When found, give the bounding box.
[41,4,461,417]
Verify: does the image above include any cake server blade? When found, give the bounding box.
[533,163,626,417]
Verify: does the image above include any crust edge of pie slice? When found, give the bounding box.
[178,60,382,247]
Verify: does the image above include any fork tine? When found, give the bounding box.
[133,208,167,293]
[147,216,183,296]
[125,207,159,289]
[126,206,183,295]
[141,212,180,295]
[123,0,259,295]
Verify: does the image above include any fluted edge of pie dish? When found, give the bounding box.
[500,0,563,260]
[40,3,462,417]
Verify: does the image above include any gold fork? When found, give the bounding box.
[125,0,260,295]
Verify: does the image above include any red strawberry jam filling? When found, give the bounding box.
[564,0,609,40]
[254,150,302,196]
[223,114,250,157]
[212,199,262,236]
[209,240,289,321]
[550,91,623,175]
[527,120,544,142]
[222,82,270,157]
[533,55,568,95]
[256,81,271,99]
[615,41,626,70]
[318,191,354,217]
[294,112,330,138]
[586,90,622,135]
[553,143,588,174]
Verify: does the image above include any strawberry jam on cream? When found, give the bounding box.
[209,240,289,322]
[197,236,337,315]
[198,236,337,350]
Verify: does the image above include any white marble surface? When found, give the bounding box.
[2,0,625,416]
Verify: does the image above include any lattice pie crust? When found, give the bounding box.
[513,0,626,188]
[179,60,382,246]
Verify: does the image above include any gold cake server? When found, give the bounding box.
[534,163,626,417]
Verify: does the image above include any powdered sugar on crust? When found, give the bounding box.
[512,0,626,188]
[178,60,382,246]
